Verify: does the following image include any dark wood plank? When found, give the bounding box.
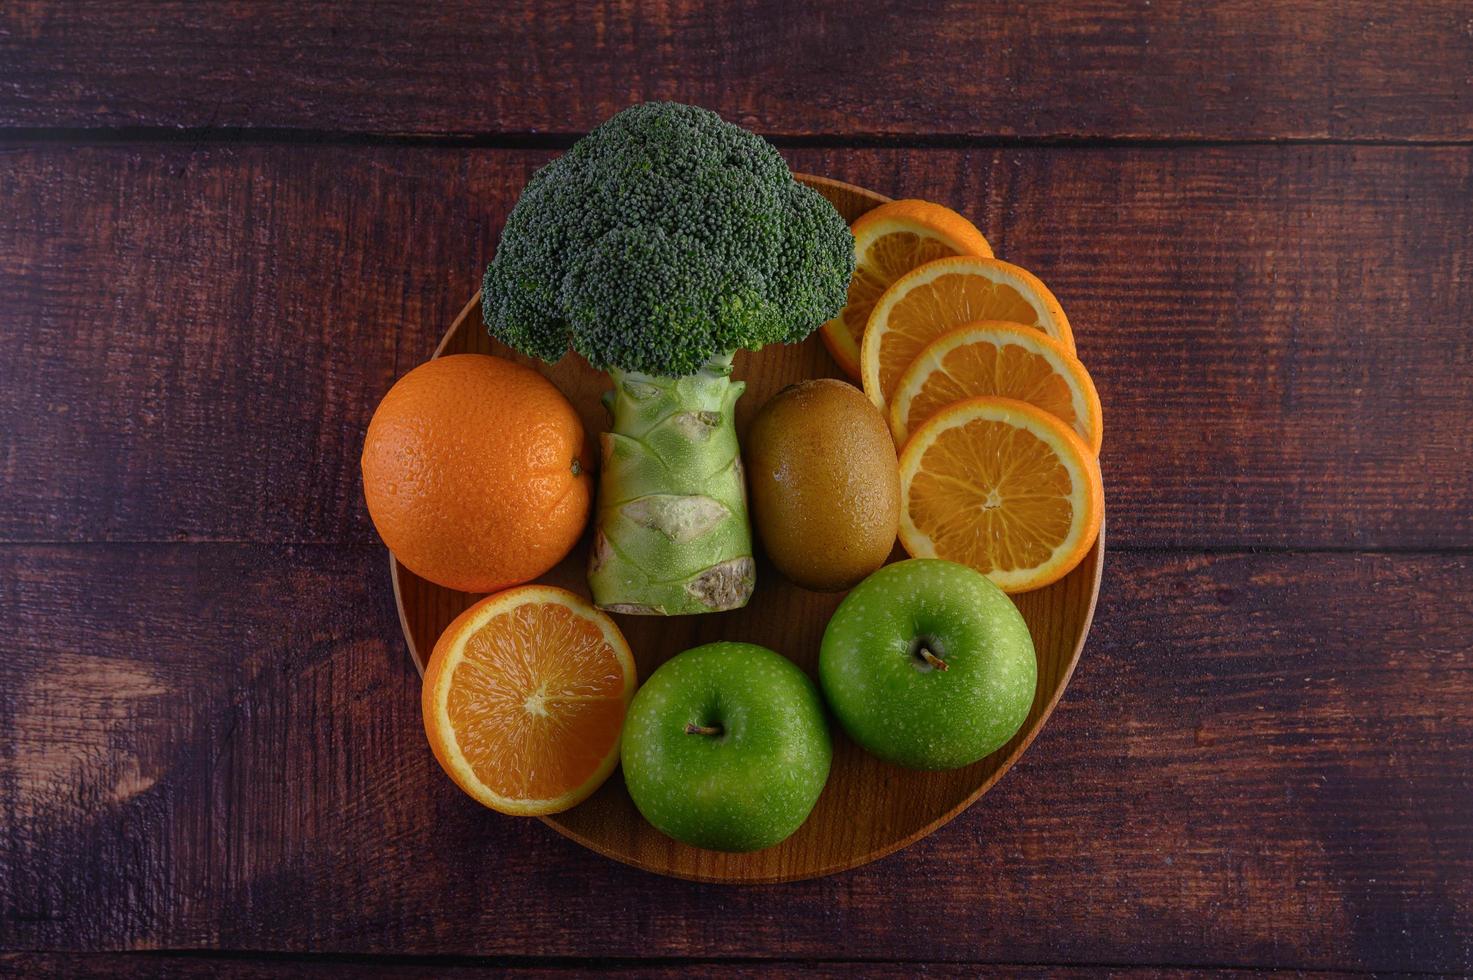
[2,546,1469,971]
[2,146,1470,549]
[0,1,1470,141]
[0,952,1381,979]
[0,144,512,545]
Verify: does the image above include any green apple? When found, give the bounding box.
[819,559,1036,770]
[621,641,831,852]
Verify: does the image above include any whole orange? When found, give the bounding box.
[361,354,593,593]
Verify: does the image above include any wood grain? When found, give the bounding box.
[2,146,1470,549]
[0,952,1384,978]
[1,1,1471,141]
[389,176,1102,882]
[2,546,1468,971]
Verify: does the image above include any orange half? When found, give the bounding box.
[422,585,636,815]
[898,397,1103,593]
[819,200,992,379]
[861,256,1075,410]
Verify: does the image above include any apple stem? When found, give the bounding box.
[918,647,949,671]
[684,723,723,736]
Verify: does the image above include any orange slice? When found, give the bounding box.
[861,256,1074,410]
[819,200,992,379]
[422,585,636,815]
[889,321,1103,453]
[898,397,1103,593]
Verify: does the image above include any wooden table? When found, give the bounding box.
[2,3,1469,975]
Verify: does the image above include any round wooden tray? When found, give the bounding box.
[392,174,1104,883]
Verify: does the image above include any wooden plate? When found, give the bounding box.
[391,174,1104,883]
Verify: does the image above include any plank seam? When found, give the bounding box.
[0,950,1463,976]
[1,126,1472,150]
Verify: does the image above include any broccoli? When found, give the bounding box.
[482,102,854,615]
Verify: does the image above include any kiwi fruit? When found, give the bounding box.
[746,379,900,592]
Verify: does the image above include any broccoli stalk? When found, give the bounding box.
[590,356,749,613]
[481,102,854,615]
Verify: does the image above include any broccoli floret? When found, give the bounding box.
[482,102,854,377]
